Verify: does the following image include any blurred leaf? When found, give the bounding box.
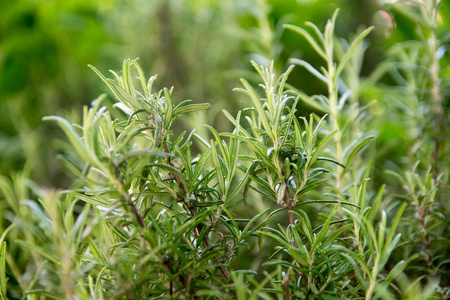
[15,240,60,265]
[342,136,375,175]
[23,290,64,299]
[0,242,7,300]
[175,103,212,115]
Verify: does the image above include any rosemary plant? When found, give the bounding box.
[0,2,448,299]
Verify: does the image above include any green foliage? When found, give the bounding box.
[0,1,449,299]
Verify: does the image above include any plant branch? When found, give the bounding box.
[114,171,146,230]
[284,181,299,250]
[123,188,145,229]
[283,267,292,300]
[172,172,231,280]
[285,183,295,227]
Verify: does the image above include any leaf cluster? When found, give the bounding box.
[0,3,449,300]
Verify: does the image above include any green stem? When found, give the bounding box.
[327,56,344,215]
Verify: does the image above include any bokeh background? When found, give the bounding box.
[0,0,449,188]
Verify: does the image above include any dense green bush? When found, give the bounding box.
[0,0,449,299]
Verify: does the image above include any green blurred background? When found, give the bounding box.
[0,0,448,187]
